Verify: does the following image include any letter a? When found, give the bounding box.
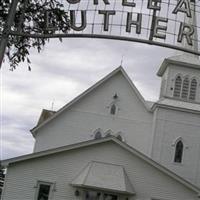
[173,0,192,17]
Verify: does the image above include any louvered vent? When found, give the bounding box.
[189,79,197,100]
[181,77,189,99]
[173,76,182,98]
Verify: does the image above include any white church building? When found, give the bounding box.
[1,1,200,197]
[1,47,200,200]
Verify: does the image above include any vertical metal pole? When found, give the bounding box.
[0,0,19,69]
[190,0,199,57]
[149,9,157,41]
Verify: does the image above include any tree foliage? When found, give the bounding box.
[0,0,70,71]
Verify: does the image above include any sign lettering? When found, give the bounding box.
[9,0,200,56]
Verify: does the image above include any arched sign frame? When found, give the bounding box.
[0,0,200,68]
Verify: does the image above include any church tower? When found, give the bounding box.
[158,0,200,103]
[157,54,200,102]
[151,0,200,186]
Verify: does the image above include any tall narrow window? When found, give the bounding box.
[181,77,189,99]
[110,104,116,115]
[174,76,182,98]
[189,79,197,101]
[174,140,184,163]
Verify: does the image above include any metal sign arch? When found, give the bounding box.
[1,0,200,68]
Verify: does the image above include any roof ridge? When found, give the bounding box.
[31,67,150,135]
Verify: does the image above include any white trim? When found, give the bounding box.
[157,56,200,77]
[151,102,200,114]
[104,129,113,137]
[34,180,55,200]
[115,132,126,143]
[2,136,200,194]
[172,137,183,147]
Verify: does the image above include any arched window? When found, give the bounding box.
[181,77,189,99]
[94,131,102,139]
[173,76,182,98]
[174,140,184,163]
[189,79,197,101]
[110,104,116,115]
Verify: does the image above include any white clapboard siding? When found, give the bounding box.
[3,141,199,200]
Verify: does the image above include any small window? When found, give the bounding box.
[94,132,102,139]
[36,182,53,200]
[110,104,116,115]
[174,140,184,163]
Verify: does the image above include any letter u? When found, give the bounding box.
[70,10,87,31]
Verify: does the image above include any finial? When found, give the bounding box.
[120,54,124,66]
[51,99,55,111]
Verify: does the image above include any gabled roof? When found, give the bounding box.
[37,109,56,126]
[157,54,200,77]
[2,136,200,195]
[71,161,135,195]
[31,66,151,136]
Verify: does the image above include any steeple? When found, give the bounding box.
[157,0,200,103]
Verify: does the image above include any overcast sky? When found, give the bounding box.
[1,0,200,161]
[1,38,176,160]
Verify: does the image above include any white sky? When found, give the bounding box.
[1,38,176,160]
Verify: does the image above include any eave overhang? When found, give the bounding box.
[157,55,200,77]
[151,98,200,114]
